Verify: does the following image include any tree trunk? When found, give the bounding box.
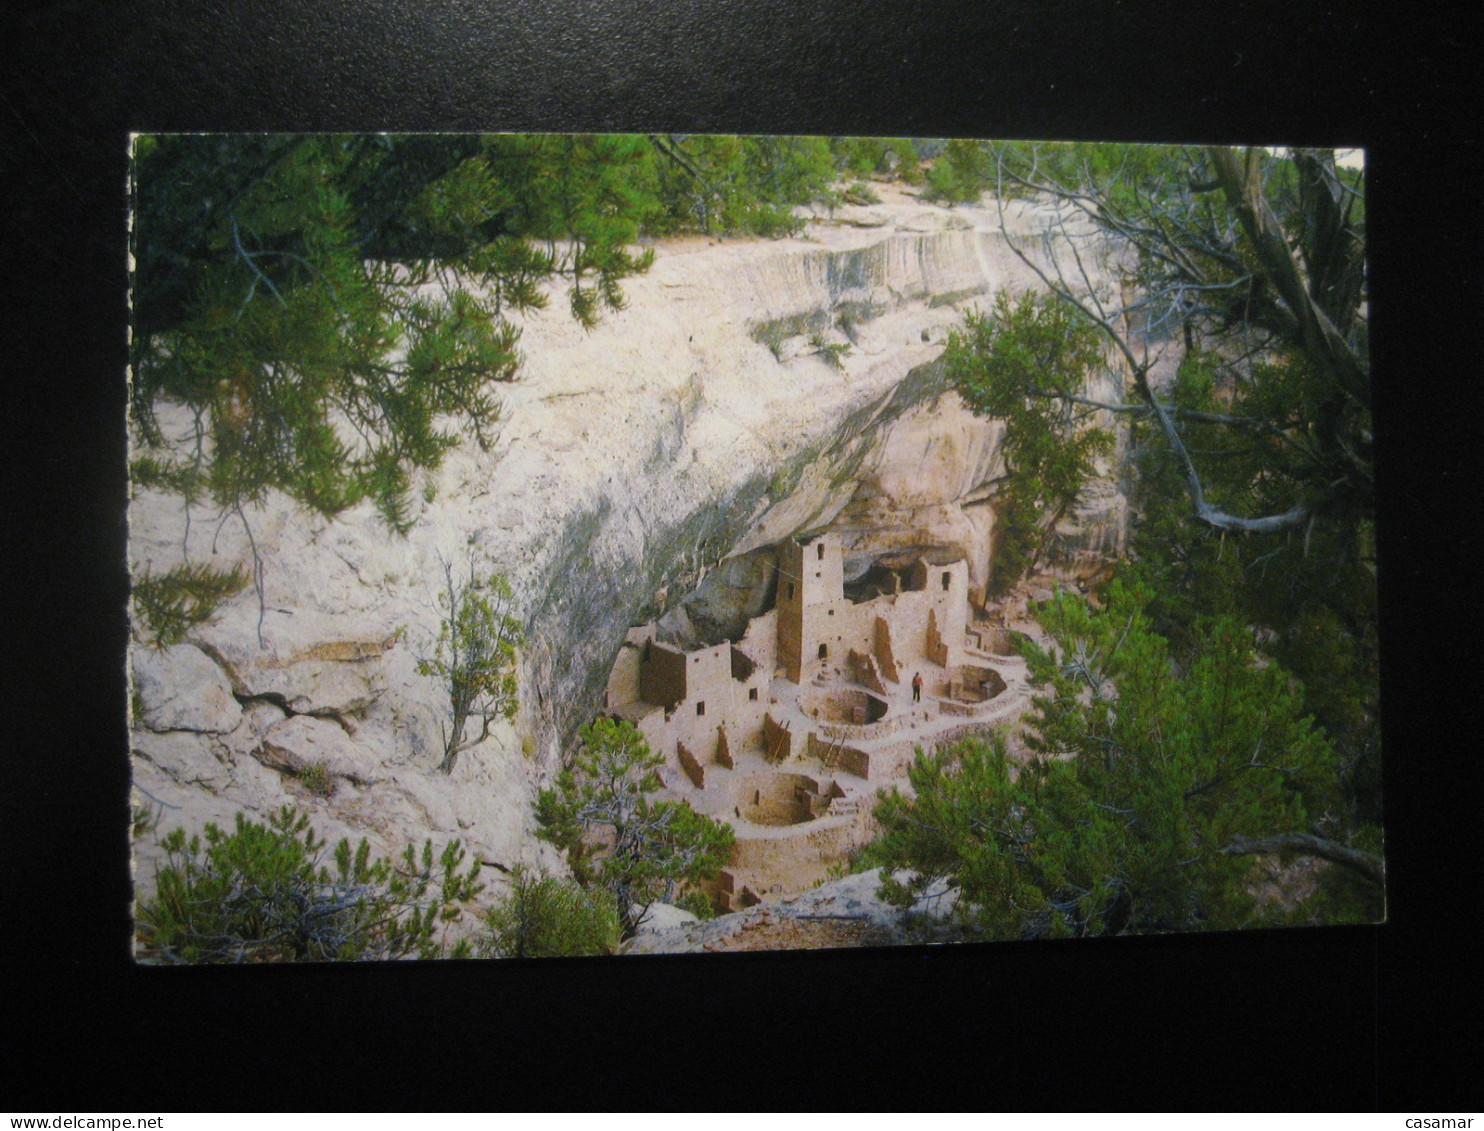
[1223,833,1385,887]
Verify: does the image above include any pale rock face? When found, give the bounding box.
[133,644,242,734]
[1060,475,1129,561]
[826,390,1006,591]
[128,188,1129,926]
[634,902,700,934]
[830,206,893,228]
[133,727,234,792]
[258,715,383,784]
[240,661,376,721]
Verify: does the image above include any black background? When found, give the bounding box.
[2,0,1477,1111]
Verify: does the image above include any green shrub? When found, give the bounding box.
[417,552,524,773]
[738,202,806,239]
[130,455,207,499]
[923,138,994,203]
[536,718,735,939]
[674,887,719,920]
[131,802,161,841]
[749,310,828,360]
[133,562,249,646]
[480,866,621,958]
[809,334,850,369]
[868,583,1351,940]
[298,760,334,798]
[943,291,1111,595]
[136,806,484,963]
[828,137,922,184]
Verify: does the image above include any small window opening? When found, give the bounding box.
[817,543,825,560]
[941,571,951,591]
[749,688,759,701]
[696,701,706,717]
[827,608,834,617]
[818,643,828,660]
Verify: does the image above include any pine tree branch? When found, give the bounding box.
[1023,386,1261,428]
[1223,833,1385,887]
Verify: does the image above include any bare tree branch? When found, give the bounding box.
[991,166,1315,536]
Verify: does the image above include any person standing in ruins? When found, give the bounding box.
[912,672,923,702]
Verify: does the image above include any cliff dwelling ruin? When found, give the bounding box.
[604,533,1031,910]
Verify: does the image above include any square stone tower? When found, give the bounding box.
[776,534,847,684]
[922,558,971,668]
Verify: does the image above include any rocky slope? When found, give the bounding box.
[127,184,1128,920]
[622,869,968,955]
